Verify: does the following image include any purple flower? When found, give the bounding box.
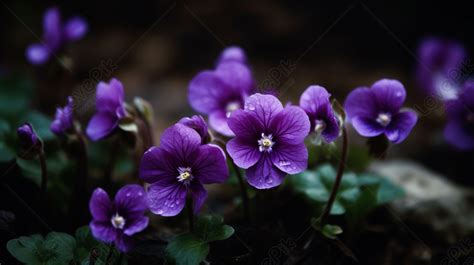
[139,124,229,216]
[217,46,247,65]
[50,96,74,136]
[188,49,254,136]
[89,185,148,252]
[344,79,418,144]
[86,78,126,141]
[26,7,88,65]
[416,37,466,100]
[17,123,40,151]
[444,81,474,150]
[226,93,310,189]
[299,85,340,143]
[178,115,210,144]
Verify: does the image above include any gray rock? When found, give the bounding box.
[370,159,474,243]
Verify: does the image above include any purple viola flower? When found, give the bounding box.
[86,78,127,141]
[188,49,254,136]
[89,184,149,252]
[344,79,418,144]
[416,37,467,100]
[444,81,474,150]
[17,123,40,151]
[217,46,247,65]
[50,96,74,136]
[26,7,88,65]
[178,115,210,144]
[299,85,340,143]
[226,93,310,189]
[139,124,229,216]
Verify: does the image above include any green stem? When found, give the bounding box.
[105,244,114,264]
[39,150,48,196]
[212,137,250,222]
[318,126,349,225]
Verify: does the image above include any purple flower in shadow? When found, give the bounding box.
[86,78,126,141]
[17,123,40,150]
[344,79,418,144]
[188,47,254,136]
[178,115,210,144]
[89,185,149,252]
[226,93,310,189]
[444,81,474,150]
[139,124,229,216]
[26,7,88,65]
[299,85,340,143]
[416,37,467,100]
[50,96,74,136]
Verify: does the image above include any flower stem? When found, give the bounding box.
[212,137,250,222]
[232,161,250,222]
[186,193,195,232]
[318,126,349,225]
[39,150,48,196]
[105,244,114,264]
[70,130,89,228]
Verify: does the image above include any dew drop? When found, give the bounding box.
[279,160,291,167]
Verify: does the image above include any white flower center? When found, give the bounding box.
[225,101,241,118]
[258,133,275,152]
[376,113,392,127]
[177,167,193,185]
[314,119,327,133]
[111,213,126,229]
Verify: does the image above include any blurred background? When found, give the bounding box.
[1,0,473,263]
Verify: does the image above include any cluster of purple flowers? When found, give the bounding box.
[416,37,474,150]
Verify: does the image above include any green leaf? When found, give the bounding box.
[321,224,343,239]
[166,234,209,265]
[7,232,76,265]
[7,234,44,264]
[74,226,109,264]
[22,111,54,141]
[0,74,33,118]
[357,174,405,205]
[195,214,234,242]
[16,157,42,186]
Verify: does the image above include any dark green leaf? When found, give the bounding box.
[195,214,234,242]
[166,233,209,265]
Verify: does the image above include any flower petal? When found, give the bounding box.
[115,184,148,217]
[26,44,50,65]
[139,146,178,183]
[115,233,135,253]
[63,16,88,42]
[246,155,286,189]
[178,115,209,143]
[190,181,208,214]
[245,93,283,128]
[320,111,340,142]
[188,71,229,114]
[217,46,247,65]
[385,111,417,144]
[227,138,261,169]
[123,216,149,236]
[86,112,118,141]
[371,79,407,113]
[192,144,229,184]
[344,87,377,120]
[444,119,474,150]
[215,61,254,94]
[271,143,308,174]
[43,7,61,50]
[227,109,264,141]
[90,221,117,243]
[299,85,331,115]
[269,106,310,145]
[147,182,186,216]
[351,116,384,137]
[209,110,234,136]
[159,124,201,164]
[89,188,112,221]
[96,78,125,114]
